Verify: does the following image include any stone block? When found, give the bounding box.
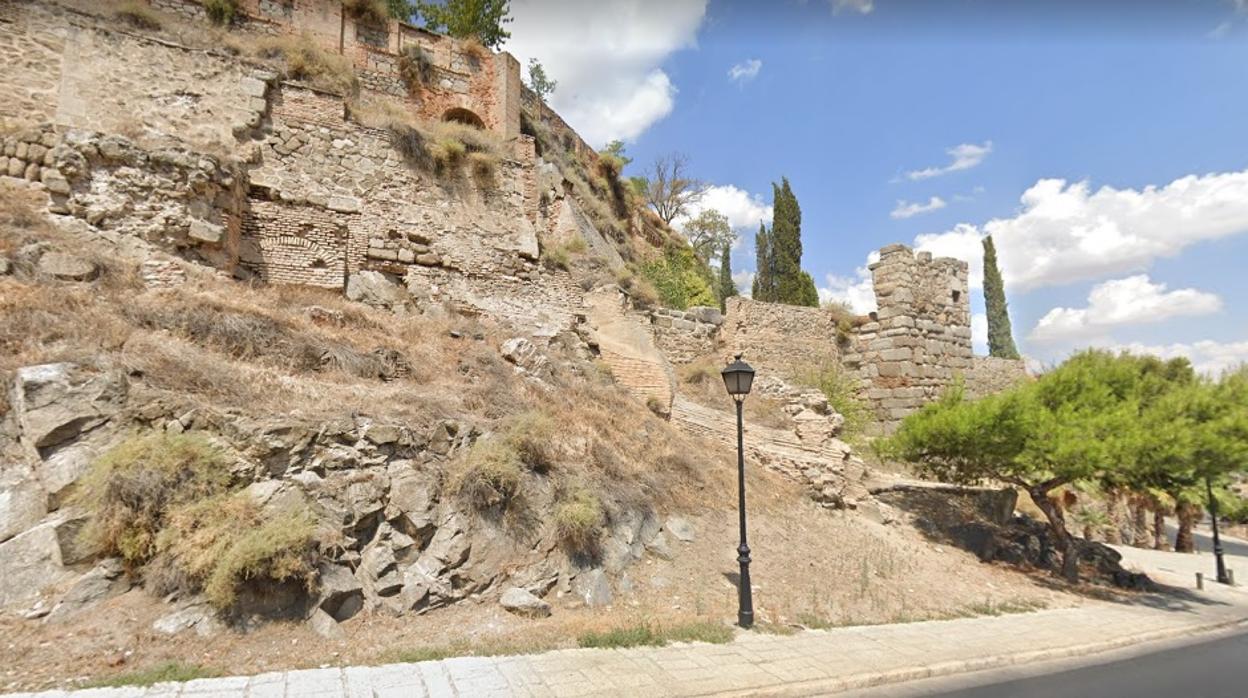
[415,253,441,266]
[327,196,361,213]
[879,348,912,362]
[7,158,26,177]
[188,219,224,244]
[396,248,415,264]
[24,163,40,181]
[38,252,98,281]
[241,76,269,98]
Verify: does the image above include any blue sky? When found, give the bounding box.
[504,0,1248,373]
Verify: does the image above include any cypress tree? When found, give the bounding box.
[797,271,819,308]
[771,178,805,304]
[717,245,737,312]
[752,222,773,301]
[982,235,1021,359]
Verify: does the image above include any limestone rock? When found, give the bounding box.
[309,607,345,639]
[345,271,408,310]
[37,252,98,281]
[317,563,364,622]
[664,516,696,543]
[0,520,75,608]
[500,337,550,376]
[152,600,222,637]
[645,530,674,561]
[686,306,724,326]
[500,587,551,618]
[573,568,612,608]
[188,219,224,244]
[46,558,130,621]
[10,363,127,453]
[0,471,48,543]
[0,257,10,275]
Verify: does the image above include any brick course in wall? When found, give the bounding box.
[239,199,349,287]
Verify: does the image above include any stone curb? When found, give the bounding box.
[720,614,1248,697]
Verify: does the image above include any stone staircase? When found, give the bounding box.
[584,289,675,414]
[671,396,870,509]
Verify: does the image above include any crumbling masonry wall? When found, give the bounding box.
[843,244,974,432]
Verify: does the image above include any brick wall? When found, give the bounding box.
[239,199,349,287]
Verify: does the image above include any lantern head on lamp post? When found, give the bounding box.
[721,353,755,628]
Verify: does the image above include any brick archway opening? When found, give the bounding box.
[443,107,485,129]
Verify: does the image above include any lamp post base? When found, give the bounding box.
[737,544,753,629]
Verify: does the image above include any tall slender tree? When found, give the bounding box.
[982,235,1020,359]
[770,178,805,304]
[752,222,774,301]
[718,245,737,312]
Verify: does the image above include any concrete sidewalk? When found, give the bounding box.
[11,583,1248,698]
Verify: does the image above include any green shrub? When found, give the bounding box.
[204,0,238,26]
[72,432,232,567]
[542,245,571,271]
[155,494,320,610]
[449,438,523,510]
[553,491,603,553]
[114,1,163,30]
[796,361,870,440]
[640,244,715,311]
[88,662,220,688]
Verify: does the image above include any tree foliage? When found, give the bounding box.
[753,178,817,307]
[640,243,716,310]
[717,245,737,312]
[643,153,704,225]
[417,0,512,49]
[982,235,1020,359]
[883,350,1246,580]
[601,140,632,168]
[526,57,556,103]
[683,209,734,264]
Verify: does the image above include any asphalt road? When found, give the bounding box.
[852,629,1248,698]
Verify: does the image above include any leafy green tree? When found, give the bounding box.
[417,0,512,49]
[386,0,415,20]
[683,209,734,264]
[982,235,1020,359]
[717,246,737,312]
[885,350,1150,580]
[527,58,556,105]
[641,243,716,310]
[752,222,774,301]
[601,140,632,168]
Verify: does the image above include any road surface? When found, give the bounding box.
[853,627,1248,698]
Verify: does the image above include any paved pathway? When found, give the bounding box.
[12,579,1248,698]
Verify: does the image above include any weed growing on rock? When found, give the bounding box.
[342,0,391,26]
[72,431,233,567]
[256,34,358,95]
[553,490,604,554]
[203,0,238,26]
[796,360,869,440]
[113,2,163,30]
[505,410,557,472]
[449,438,523,510]
[155,493,320,611]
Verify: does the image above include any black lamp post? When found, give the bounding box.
[721,353,756,628]
[1206,476,1230,585]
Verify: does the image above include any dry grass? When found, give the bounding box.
[203,0,238,26]
[553,490,604,555]
[342,0,390,26]
[447,438,525,511]
[153,493,320,611]
[71,431,234,568]
[113,1,163,30]
[397,45,432,92]
[255,34,358,96]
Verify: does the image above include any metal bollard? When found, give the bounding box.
[1197,572,1204,590]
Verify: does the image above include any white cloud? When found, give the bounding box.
[1110,339,1248,377]
[674,184,773,250]
[732,270,755,297]
[971,313,988,355]
[728,59,762,84]
[890,196,947,220]
[817,253,880,314]
[1209,20,1233,39]
[912,169,1248,292]
[1030,275,1222,343]
[831,0,874,14]
[505,0,708,147]
[905,142,993,181]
